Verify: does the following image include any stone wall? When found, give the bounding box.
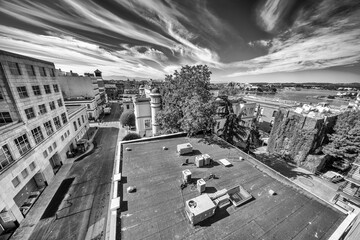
[267,108,338,165]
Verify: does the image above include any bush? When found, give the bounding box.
[120,110,135,127]
[122,133,141,141]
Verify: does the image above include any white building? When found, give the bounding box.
[58,73,103,120]
[0,50,89,231]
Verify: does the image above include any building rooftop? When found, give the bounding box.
[119,135,346,240]
[66,105,85,118]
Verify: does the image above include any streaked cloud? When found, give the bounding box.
[0,0,359,81]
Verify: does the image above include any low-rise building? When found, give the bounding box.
[58,72,103,120]
[0,50,89,230]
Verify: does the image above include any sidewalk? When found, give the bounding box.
[11,129,99,240]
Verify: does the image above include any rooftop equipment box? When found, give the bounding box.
[195,155,205,167]
[177,143,193,155]
[182,169,192,183]
[197,179,206,193]
[185,194,216,225]
[203,154,211,165]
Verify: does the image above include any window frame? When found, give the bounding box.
[0,145,14,171]
[44,85,51,94]
[14,134,31,156]
[39,66,47,76]
[25,107,36,120]
[39,104,47,115]
[44,120,54,136]
[57,98,63,107]
[32,85,42,96]
[0,112,12,124]
[8,62,22,75]
[61,113,68,124]
[31,126,44,144]
[73,121,77,131]
[17,86,29,98]
[49,101,56,110]
[25,64,36,76]
[53,116,61,130]
[53,84,59,93]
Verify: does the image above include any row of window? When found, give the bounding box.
[24,99,63,120]
[73,115,86,131]
[17,84,59,99]
[8,61,55,77]
[11,161,37,188]
[60,129,71,142]
[43,141,58,158]
[0,112,68,173]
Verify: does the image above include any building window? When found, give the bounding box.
[126,105,129,110]
[43,150,48,158]
[53,84,59,92]
[26,64,36,76]
[12,177,20,188]
[0,112,12,124]
[39,104,47,115]
[48,145,53,153]
[67,130,70,135]
[39,66,47,76]
[81,115,85,123]
[50,68,55,77]
[53,116,61,130]
[53,142,57,149]
[14,134,31,156]
[32,85,42,96]
[77,118,81,126]
[61,113,68,124]
[64,132,67,138]
[25,107,36,120]
[8,62,21,75]
[87,104,90,109]
[31,126,44,144]
[272,111,278,117]
[0,89,3,100]
[73,121,77,131]
[57,98,63,107]
[49,101,56,110]
[145,119,151,129]
[44,120,54,136]
[44,85,51,94]
[29,161,36,171]
[21,168,29,179]
[61,135,64,141]
[0,145,14,171]
[17,86,29,98]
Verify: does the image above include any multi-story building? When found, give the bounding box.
[0,50,89,231]
[58,73,103,120]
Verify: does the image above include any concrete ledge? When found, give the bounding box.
[109,211,117,240]
[113,173,121,182]
[113,182,118,199]
[110,197,120,210]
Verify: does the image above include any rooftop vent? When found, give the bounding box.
[126,147,132,151]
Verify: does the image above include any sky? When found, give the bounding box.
[0,0,359,83]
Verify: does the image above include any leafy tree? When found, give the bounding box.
[216,96,247,145]
[122,133,141,141]
[156,65,216,136]
[120,110,135,127]
[323,111,360,162]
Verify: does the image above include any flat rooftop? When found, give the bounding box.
[119,135,346,240]
[66,105,84,118]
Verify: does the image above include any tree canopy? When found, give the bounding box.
[120,110,135,127]
[323,111,360,162]
[216,96,247,145]
[156,65,216,136]
[122,133,141,141]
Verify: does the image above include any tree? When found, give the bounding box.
[122,133,141,141]
[120,110,135,127]
[156,65,216,136]
[323,111,360,162]
[216,96,247,145]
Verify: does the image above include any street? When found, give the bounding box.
[102,102,123,122]
[29,127,119,240]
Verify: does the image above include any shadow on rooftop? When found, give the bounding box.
[255,153,314,180]
[197,205,231,227]
[197,135,233,149]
